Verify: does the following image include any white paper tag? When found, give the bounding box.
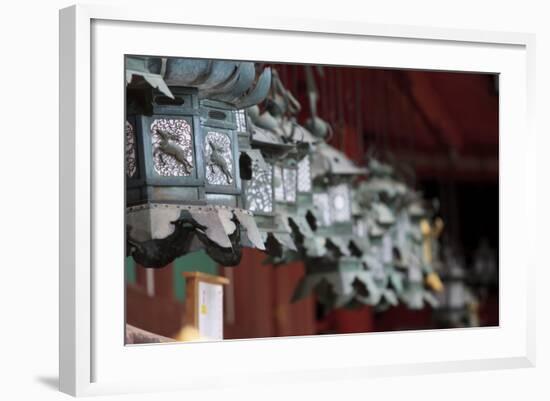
[198,282,224,340]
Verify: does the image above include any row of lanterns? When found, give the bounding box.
[125,57,446,311]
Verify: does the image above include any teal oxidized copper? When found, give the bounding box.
[125,57,271,267]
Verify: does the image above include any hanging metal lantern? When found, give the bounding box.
[291,127,370,308]
[241,69,319,262]
[394,197,445,309]
[262,71,321,264]
[243,104,298,257]
[125,57,271,267]
[353,159,412,308]
[434,246,479,327]
[309,142,367,248]
[352,183,398,307]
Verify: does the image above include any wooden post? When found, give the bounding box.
[182,272,230,340]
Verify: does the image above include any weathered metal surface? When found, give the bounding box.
[188,207,233,249]
[126,204,183,242]
[234,209,266,251]
[130,57,272,109]
[197,60,239,90]
[234,67,272,109]
[216,62,256,103]
[201,63,242,99]
[272,232,297,252]
[164,58,212,86]
[126,56,173,99]
[126,203,264,267]
[311,142,368,179]
[125,121,138,178]
[126,209,205,267]
[126,58,275,268]
[249,122,295,159]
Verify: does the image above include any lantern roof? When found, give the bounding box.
[311,142,368,179]
[246,108,297,161]
[126,56,272,109]
[372,202,396,226]
[359,177,408,200]
[126,56,174,99]
[249,122,292,150]
[248,69,317,157]
[368,158,395,176]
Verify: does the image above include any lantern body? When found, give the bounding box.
[126,90,265,267]
[243,106,300,254]
[126,87,203,207]
[200,99,243,206]
[127,89,244,208]
[434,251,478,327]
[291,139,370,308]
[292,256,378,309]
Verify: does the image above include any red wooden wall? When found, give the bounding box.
[222,249,317,339]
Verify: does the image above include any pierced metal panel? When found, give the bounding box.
[313,193,331,227]
[150,118,194,176]
[273,165,284,202]
[297,156,312,193]
[283,168,297,203]
[354,217,368,238]
[204,131,234,185]
[329,184,352,223]
[125,121,137,177]
[245,160,273,213]
[234,109,247,133]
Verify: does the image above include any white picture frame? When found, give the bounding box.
[59,3,536,397]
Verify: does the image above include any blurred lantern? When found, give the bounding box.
[354,163,401,308]
[291,115,369,308]
[472,238,498,287]
[242,70,320,261]
[396,197,445,309]
[435,246,479,327]
[243,103,297,256]
[125,57,271,267]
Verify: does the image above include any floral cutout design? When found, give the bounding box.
[150,118,194,176]
[125,121,137,178]
[245,160,273,213]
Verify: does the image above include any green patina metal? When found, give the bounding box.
[124,59,451,314]
[125,57,271,268]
